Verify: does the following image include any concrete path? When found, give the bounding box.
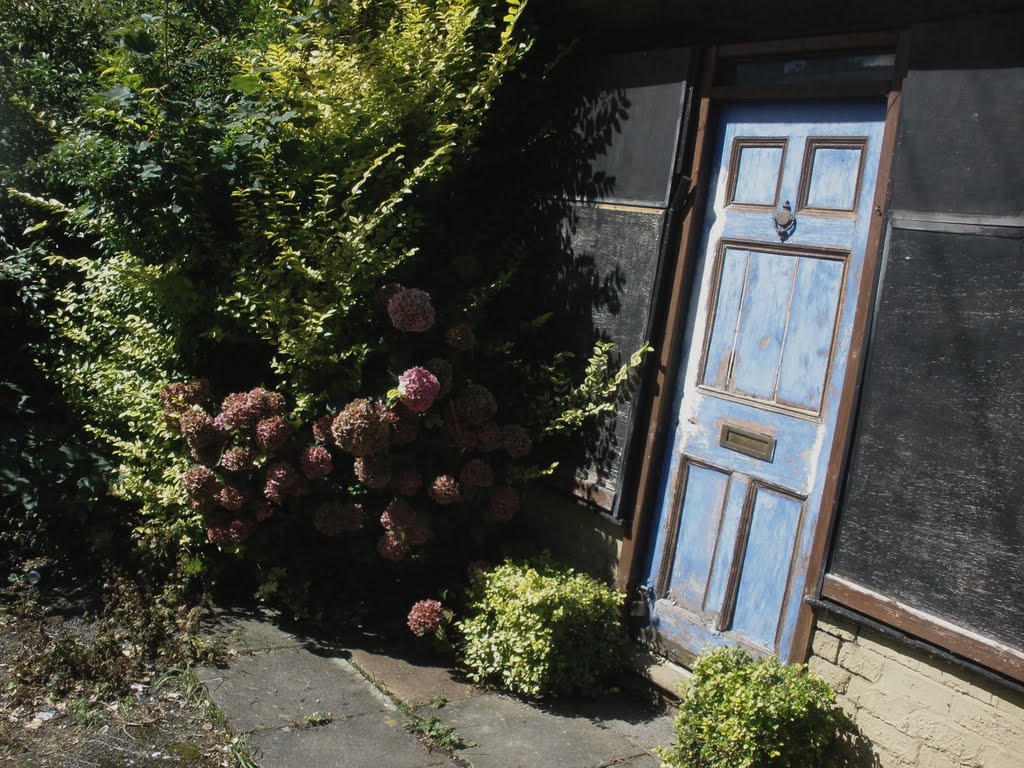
[199,606,675,768]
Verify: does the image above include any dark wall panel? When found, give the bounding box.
[552,49,692,207]
[827,11,1024,660]
[562,205,668,510]
[889,13,1024,215]
[544,49,693,517]
[830,229,1024,648]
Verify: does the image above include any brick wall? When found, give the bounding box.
[809,615,1024,767]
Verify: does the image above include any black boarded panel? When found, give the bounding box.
[889,13,1024,216]
[556,204,668,514]
[552,49,692,207]
[830,228,1024,649]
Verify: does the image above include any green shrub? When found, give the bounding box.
[659,646,844,768]
[458,556,627,697]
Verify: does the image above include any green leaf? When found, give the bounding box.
[229,74,262,94]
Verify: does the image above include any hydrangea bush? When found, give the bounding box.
[164,286,539,624]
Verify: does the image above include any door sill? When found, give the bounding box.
[631,643,692,698]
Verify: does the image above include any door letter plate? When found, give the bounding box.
[720,423,776,462]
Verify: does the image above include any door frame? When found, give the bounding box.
[617,31,911,664]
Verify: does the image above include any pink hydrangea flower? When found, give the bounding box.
[380,498,417,531]
[377,532,408,561]
[502,425,533,459]
[179,409,228,450]
[476,422,503,453]
[459,458,494,489]
[354,455,391,490]
[313,501,364,535]
[391,466,423,496]
[160,380,211,413]
[207,517,256,545]
[397,367,440,413]
[384,406,420,447]
[220,390,265,428]
[387,288,435,333]
[220,446,254,472]
[217,485,247,512]
[332,399,390,456]
[264,461,299,503]
[453,384,497,426]
[407,599,446,637]
[300,445,334,479]
[312,415,335,445]
[183,465,219,502]
[429,475,461,505]
[490,485,520,523]
[255,415,291,452]
[444,323,475,351]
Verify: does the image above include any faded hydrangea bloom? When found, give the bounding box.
[312,415,334,445]
[380,498,417,532]
[255,415,291,452]
[429,474,461,505]
[406,599,445,636]
[264,461,299,503]
[183,465,220,502]
[384,406,420,447]
[476,422,503,453]
[354,455,391,490]
[377,532,407,561]
[299,445,333,479]
[453,384,497,426]
[217,485,247,512]
[444,323,475,351]
[219,390,265,428]
[332,399,389,456]
[391,466,423,496]
[387,288,435,333]
[397,367,440,413]
[179,409,227,450]
[490,485,520,523]
[459,458,494,489]
[206,517,256,545]
[313,501,363,536]
[501,425,532,459]
[220,446,255,472]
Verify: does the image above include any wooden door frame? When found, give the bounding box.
[617,31,910,665]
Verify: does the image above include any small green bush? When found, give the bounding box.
[659,646,844,768]
[457,556,627,697]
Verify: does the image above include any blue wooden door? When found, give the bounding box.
[643,100,886,662]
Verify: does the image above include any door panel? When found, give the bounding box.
[729,486,804,649]
[644,99,886,662]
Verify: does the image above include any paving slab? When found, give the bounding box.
[347,640,479,706]
[248,712,456,768]
[198,648,385,734]
[534,694,677,754]
[418,692,665,768]
[200,606,305,653]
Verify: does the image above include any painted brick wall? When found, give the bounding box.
[809,615,1024,767]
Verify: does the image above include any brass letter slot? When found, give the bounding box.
[720,423,776,462]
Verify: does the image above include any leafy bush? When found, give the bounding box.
[659,647,844,768]
[1,0,652,629]
[1,0,532,565]
[458,556,627,697]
